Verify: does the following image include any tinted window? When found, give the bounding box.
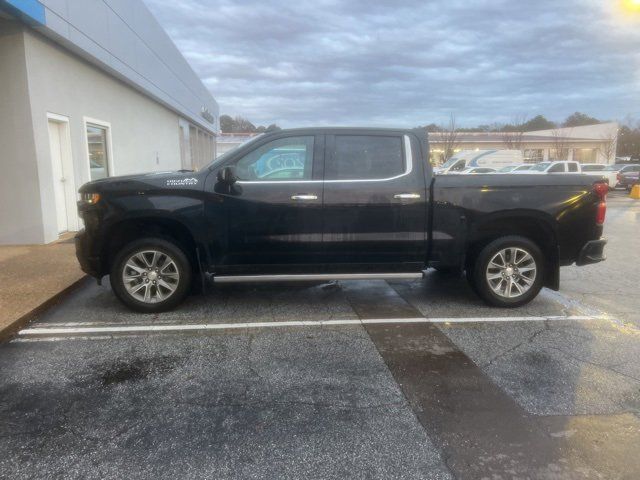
[568,163,579,172]
[235,136,314,181]
[548,163,565,173]
[327,135,404,180]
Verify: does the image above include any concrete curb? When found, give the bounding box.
[0,275,90,343]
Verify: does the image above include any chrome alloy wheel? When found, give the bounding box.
[122,250,180,303]
[485,247,537,299]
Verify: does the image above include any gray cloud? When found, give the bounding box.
[145,0,640,127]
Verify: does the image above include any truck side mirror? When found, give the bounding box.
[217,166,237,184]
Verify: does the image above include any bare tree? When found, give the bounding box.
[599,130,618,163]
[439,113,460,162]
[551,128,571,160]
[502,115,527,151]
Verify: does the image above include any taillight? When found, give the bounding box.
[593,182,607,226]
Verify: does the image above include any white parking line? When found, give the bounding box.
[15,315,605,340]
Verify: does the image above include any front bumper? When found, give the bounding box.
[576,239,607,266]
[75,229,103,278]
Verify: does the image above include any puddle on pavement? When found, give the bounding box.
[99,355,180,386]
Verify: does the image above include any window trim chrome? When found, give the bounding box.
[237,134,413,184]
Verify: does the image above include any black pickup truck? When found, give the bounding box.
[76,128,607,312]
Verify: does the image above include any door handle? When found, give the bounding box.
[393,193,421,199]
[291,194,318,201]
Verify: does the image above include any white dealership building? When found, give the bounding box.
[0,0,219,245]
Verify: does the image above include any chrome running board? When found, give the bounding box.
[213,272,423,284]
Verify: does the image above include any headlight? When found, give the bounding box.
[81,193,101,205]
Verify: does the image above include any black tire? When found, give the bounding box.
[110,237,192,313]
[469,236,544,308]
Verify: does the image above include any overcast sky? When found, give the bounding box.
[145,0,640,128]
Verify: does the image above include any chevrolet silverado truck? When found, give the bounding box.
[76,128,607,313]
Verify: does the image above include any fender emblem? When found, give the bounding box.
[166,177,198,186]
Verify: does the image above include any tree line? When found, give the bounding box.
[418,112,602,133]
[220,115,280,134]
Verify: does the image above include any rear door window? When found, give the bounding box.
[326,135,404,180]
[568,163,579,172]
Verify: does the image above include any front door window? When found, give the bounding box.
[235,136,314,181]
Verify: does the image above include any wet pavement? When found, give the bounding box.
[1,191,639,479]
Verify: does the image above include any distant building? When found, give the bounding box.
[429,123,618,165]
[216,133,261,157]
[0,0,219,244]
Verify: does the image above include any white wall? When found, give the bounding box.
[0,24,188,245]
[0,20,44,244]
[36,0,219,133]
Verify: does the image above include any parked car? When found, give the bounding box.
[497,165,534,173]
[601,164,626,187]
[619,171,640,191]
[76,128,607,312]
[461,167,497,174]
[519,161,581,174]
[609,164,640,188]
[435,150,524,174]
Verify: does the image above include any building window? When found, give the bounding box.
[188,124,215,170]
[573,148,597,163]
[179,125,189,170]
[86,124,110,180]
[524,149,543,163]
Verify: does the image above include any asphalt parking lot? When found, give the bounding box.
[1,191,639,479]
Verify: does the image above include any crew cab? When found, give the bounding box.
[76,128,607,313]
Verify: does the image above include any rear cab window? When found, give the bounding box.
[326,135,405,180]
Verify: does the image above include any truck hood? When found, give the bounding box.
[78,170,204,194]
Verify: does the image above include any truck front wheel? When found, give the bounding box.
[110,238,192,313]
[470,236,544,308]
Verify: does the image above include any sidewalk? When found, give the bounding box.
[0,237,86,341]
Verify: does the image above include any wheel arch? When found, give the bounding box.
[101,215,203,280]
[465,210,559,290]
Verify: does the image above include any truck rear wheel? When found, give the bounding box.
[110,237,192,313]
[470,236,544,308]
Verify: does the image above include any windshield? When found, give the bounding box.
[498,166,516,172]
[530,162,551,172]
[205,134,265,169]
